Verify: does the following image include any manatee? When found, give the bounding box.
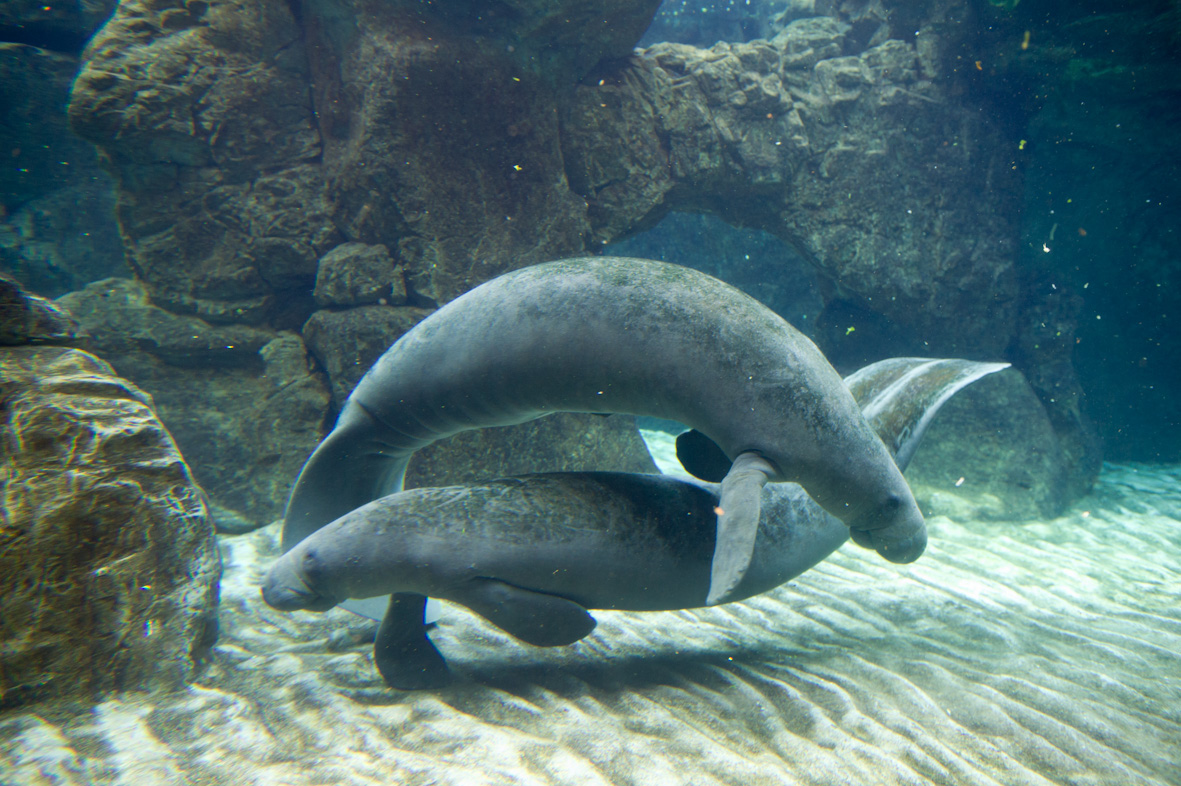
[282,257,926,609]
[265,357,1007,689]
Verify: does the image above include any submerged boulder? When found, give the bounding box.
[313,242,407,308]
[67,0,338,326]
[907,368,1070,520]
[0,274,78,344]
[0,347,220,707]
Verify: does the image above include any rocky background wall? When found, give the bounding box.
[51,0,1093,520]
[631,0,1180,465]
[14,0,1170,522]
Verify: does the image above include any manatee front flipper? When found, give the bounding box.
[707,451,777,606]
[451,578,596,647]
[373,593,451,690]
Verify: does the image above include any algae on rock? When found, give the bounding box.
[0,347,220,706]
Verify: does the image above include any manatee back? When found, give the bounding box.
[349,257,844,461]
[370,472,722,564]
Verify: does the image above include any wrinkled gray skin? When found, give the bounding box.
[283,257,926,608]
[266,357,1007,690]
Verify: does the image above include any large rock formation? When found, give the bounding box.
[67,0,339,326]
[63,0,1032,345]
[62,0,1095,518]
[63,0,666,318]
[299,0,665,305]
[564,17,1022,358]
[0,274,78,344]
[907,368,1069,520]
[0,341,220,706]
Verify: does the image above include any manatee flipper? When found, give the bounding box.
[707,451,777,606]
[373,593,451,690]
[676,429,733,482]
[451,578,596,647]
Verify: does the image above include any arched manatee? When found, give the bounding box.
[283,257,926,610]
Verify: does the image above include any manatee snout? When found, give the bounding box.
[261,550,339,612]
[848,493,927,563]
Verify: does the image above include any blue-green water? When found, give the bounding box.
[2,0,1179,783]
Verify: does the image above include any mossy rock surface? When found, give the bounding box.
[0,347,220,707]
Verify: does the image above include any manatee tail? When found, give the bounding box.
[844,358,1010,473]
[281,402,410,552]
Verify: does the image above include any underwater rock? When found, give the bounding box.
[0,275,78,344]
[67,0,340,326]
[303,2,607,305]
[313,242,407,308]
[58,278,277,366]
[907,368,1069,520]
[1009,283,1102,501]
[562,21,1022,360]
[0,346,220,707]
[302,305,431,405]
[57,278,331,524]
[65,0,660,319]
[301,0,662,300]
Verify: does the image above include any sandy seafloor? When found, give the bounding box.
[2,432,1179,786]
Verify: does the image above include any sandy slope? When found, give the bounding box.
[2,448,1178,786]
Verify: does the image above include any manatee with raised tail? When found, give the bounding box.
[266,357,1007,689]
[282,257,926,612]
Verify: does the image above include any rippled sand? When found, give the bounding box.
[2,447,1179,785]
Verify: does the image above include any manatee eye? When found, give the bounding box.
[883,494,903,512]
[301,549,322,579]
